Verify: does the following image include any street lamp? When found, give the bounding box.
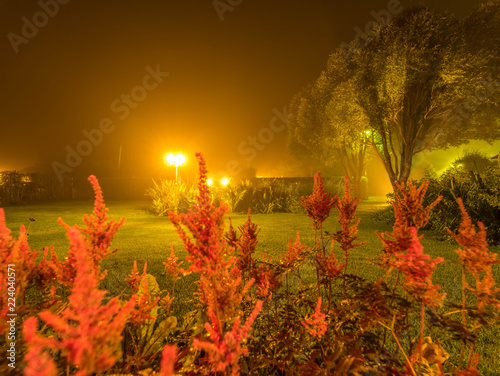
[166,153,185,184]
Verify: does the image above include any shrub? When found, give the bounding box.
[146,179,197,215]
[374,166,500,244]
[0,170,74,205]
[452,150,496,173]
[431,166,500,244]
[214,177,344,214]
[148,177,345,215]
[212,181,248,213]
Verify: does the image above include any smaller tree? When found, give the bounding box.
[324,78,370,197]
[287,52,371,197]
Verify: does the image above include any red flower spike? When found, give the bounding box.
[168,153,263,375]
[193,300,263,376]
[224,217,240,249]
[316,240,345,278]
[234,208,260,275]
[160,345,178,376]
[301,297,328,339]
[23,228,136,376]
[0,210,44,335]
[29,245,63,297]
[333,177,365,251]
[163,245,183,281]
[372,180,441,279]
[168,154,232,276]
[58,175,125,285]
[393,180,442,231]
[128,277,160,327]
[300,172,338,230]
[0,208,12,248]
[254,253,280,300]
[125,260,143,291]
[22,317,58,376]
[280,231,309,269]
[333,177,366,297]
[447,198,500,312]
[448,198,498,276]
[335,177,363,243]
[393,227,445,307]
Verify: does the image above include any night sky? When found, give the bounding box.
[0,0,491,182]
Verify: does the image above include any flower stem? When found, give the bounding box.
[418,302,425,367]
[380,316,417,376]
[458,262,467,368]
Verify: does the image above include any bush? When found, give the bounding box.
[212,180,250,213]
[0,171,74,205]
[230,177,344,214]
[3,156,499,375]
[452,149,496,173]
[146,180,197,215]
[149,177,345,215]
[374,165,500,244]
[145,178,303,216]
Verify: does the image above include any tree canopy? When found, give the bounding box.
[288,2,500,187]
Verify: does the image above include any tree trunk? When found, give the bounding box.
[337,147,367,198]
[397,144,413,185]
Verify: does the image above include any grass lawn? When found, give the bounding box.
[3,197,500,374]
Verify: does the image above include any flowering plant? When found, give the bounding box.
[300,172,337,232]
[169,153,263,375]
[58,175,125,285]
[0,155,497,375]
[23,228,136,376]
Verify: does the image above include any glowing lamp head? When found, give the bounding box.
[221,178,230,186]
[175,153,185,166]
[166,153,175,165]
[166,153,185,166]
[207,178,213,186]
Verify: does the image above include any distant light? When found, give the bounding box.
[166,153,185,167]
[207,178,213,186]
[165,153,186,185]
[221,178,230,186]
[175,153,185,166]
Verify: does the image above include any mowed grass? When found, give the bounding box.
[3,198,500,374]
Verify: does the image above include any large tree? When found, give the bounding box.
[288,2,500,188]
[353,3,500,185]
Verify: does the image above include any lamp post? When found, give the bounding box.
[166,153,186,184]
